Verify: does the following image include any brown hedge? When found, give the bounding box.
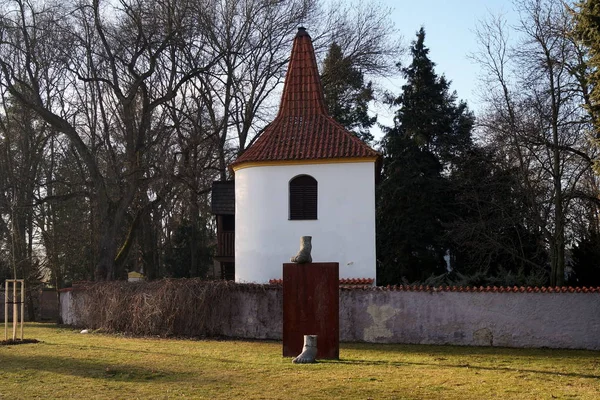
[70,279,276,337]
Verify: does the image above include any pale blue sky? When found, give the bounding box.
[379,0,519,115]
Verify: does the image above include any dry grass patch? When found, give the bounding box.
[0,323,598,399]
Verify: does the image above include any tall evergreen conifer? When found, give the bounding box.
[377,28,474,285]
[574,0,600,130]
[321,43,376,144]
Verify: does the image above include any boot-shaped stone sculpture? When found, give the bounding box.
[292,335,318,364]
[290,236,312,263]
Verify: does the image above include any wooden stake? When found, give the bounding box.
[4,281,7,341]
[4,280,25,341]
[12,280,17,340]
[20,280,24,340]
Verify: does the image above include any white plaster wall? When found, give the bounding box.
[235,162,376,283]
[59,290,77,325]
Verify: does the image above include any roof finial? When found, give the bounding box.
[296,26,309,37]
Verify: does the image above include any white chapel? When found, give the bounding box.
[223,27,380,283]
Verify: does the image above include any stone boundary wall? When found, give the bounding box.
[339,288,600,349]
[59,284,600,350]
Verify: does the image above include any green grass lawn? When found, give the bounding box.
[0,323,598,399]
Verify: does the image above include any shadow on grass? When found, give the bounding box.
[0,353,197,383]
[342,342,600,359]
[22,322,65,329]
[38,341,243,363]
[327,358,600,380]
[0,338,40,346]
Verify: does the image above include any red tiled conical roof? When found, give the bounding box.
[231,27,380,170]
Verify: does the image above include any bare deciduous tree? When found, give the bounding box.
[0,0,220,280]
[473,0,597,286]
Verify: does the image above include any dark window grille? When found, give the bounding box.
[289,175,317,220]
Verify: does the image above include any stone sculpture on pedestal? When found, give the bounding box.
[290,236,312,264]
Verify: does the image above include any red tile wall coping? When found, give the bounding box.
[270,279,600,293]
[345,285,600,293]
[59,281,283,293]
[59,280,600,294]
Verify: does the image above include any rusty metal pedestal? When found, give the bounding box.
[282,262,339,359]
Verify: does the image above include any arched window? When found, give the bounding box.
[289,175,317,220]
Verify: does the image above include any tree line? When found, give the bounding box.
[1,0,600,311]
[0,0,400,298]
[378,0,600,288]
